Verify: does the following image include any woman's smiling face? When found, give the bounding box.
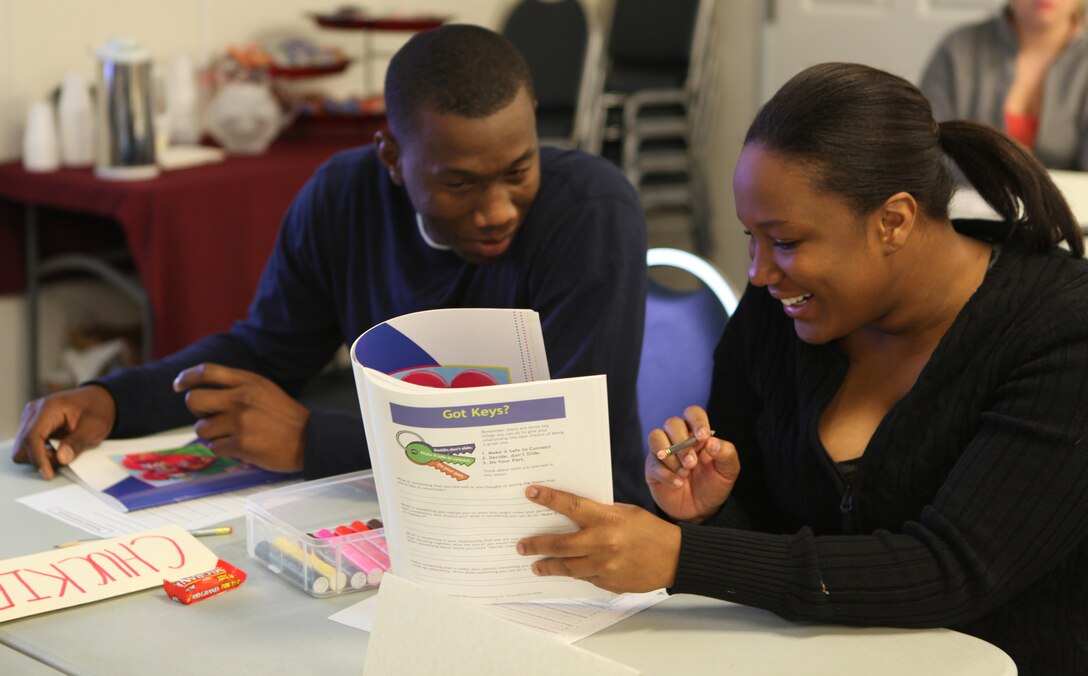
[734,143,899,345]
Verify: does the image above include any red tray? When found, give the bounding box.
[310,14,446,31]
[269,58,352,79]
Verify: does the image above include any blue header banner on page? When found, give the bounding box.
[389,397,566,428]
[354,323,438,374]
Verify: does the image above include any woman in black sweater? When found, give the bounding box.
[517,62,1088,674]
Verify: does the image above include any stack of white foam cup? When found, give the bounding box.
[58,72,95,167]
[23,101,60,173]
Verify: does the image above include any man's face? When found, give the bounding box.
[381,86,541,264]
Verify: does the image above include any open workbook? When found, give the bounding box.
[60,433,300,512]
[351,308,613,603]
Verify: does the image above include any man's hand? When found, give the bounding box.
[13,385,117,479]
[516,485,681,594]
[645,405,740,523]
[173,363,309,473]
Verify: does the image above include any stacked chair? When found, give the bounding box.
[591,0,718,256]
[501,0,603,150]
[637,248,738,453]
[502,0,719,256]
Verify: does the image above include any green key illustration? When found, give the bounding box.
[396,430,476,481]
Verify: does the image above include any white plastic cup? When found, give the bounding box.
[166,53,201,145]
[58,72,95,167]
[23,101,60,173]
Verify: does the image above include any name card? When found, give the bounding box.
[0,524,220,622]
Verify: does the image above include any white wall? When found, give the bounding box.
[0,0,512,160]
[0,297,27,440]
[763,0,1002,100]
[700,1,762,297]
[0,0,762,439]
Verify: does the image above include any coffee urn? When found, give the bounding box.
[94,38,158,180]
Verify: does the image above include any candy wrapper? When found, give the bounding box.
[164,559,246,605]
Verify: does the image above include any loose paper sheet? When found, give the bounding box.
[0,524,220,622]
[329,587,668,644]
[363,574,639,676]
[16,482,278,537]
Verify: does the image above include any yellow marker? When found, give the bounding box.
[272,536,348,591]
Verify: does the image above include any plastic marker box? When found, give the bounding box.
[246,470,389,597]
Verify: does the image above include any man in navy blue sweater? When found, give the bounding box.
[13,25,651,508]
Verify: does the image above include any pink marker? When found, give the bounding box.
[351,533,390,569]
[337,522,390,566]
[316,528,384,586]
[368,532,388,556]
[352,519,389,555]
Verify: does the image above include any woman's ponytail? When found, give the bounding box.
[937,119,1083,256]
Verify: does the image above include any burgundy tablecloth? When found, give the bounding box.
[0,124,381,358]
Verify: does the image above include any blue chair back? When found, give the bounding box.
[637,248,737,452]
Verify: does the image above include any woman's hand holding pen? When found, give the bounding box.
[516,406,740,595]
[645,405,740,523]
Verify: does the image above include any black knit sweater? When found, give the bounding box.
[670,241,1088,674]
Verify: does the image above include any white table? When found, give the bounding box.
[1053,170,1088,226]
[0,440,1016,675]
[1,644,63,675]
[951,169,1088,230]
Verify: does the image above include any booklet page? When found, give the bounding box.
[358,368,612,602]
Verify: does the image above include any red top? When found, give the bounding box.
[1004,110,1039,148]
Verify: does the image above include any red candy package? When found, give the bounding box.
[163,559,246,605]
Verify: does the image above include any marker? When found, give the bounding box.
[368,531,388,555]
[314,528,378,587]
[332,525,390,569]
[353,531,390,568]
[347,520,388,555]
[326,524,391,570]
[658,430,716,461]
[272,536,348,591]
[188,526,233,537]
[310,543,368,590]
[54,526,234,549]
[254,541,330,594]
[315,528,384,586]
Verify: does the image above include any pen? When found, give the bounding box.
[188,526,234,538]
[659,430,716,459]
[54,526,233,548]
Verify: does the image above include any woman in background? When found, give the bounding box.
[920,0,1088,169]
[517,62,1088,675]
